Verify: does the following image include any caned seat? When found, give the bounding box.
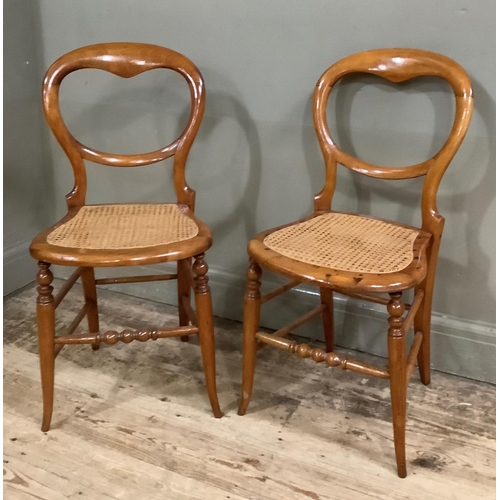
[238,48,473,478]
[29,43,222,433]
[250,212,431,292]
[48,204,199,249]
[31,203,212,266]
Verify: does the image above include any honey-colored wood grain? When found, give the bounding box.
[36,263,55,432]
[4,285,495,499]
[192,254,222,418]
[94,273,178,285]
[267,305,325,342]
[260,279,301,304]
[319,288,334,353]
[28,43,220,430]
[313,48,473,197]
[178,258,193,342]
[30,205,212,267]
[406,331,423,386]
[239,48,474,478]
[238,261,262,416]
[387,292,408,478]
[255,331,390,379]
[53,267,82,308]
[42,43,204,210]
[80,267,100,351]
[249,211,431,293]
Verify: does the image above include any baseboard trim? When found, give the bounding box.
[3,240,37,296]
[54,263,495,383]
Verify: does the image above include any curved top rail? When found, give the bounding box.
[42,43,205,208]
[312,48,473,217]
[313,48,473,179]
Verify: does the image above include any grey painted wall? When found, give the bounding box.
[3,0,55,293]
[4,1,495,380]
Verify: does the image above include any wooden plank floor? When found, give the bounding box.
[4,281,495,499]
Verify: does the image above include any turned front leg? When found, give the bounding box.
[193,254,222,418]
[387,292,407,478]
[238,260,262,416]
[36,262,55,432]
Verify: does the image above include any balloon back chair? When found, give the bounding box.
[29,43,222,432]
[238,49,473,477]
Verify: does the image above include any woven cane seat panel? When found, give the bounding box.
[263,213,419,274]
[47,204,199,250]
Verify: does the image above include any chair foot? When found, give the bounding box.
[237,400,250,416]
[419,367,431,386]
[91,343,100,351]
[415,288,432,386]
[193,254,222,418]
[397,464,408,479]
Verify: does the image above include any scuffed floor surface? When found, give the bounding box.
[4,281,495,499]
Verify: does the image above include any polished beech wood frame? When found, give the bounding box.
[29,43,222,432]
[238,49,473,478]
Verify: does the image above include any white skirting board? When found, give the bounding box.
[37,262,497,384]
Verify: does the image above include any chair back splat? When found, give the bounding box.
[42,42,205,210]
[312,48,474,239]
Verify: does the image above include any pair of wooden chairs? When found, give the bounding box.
[29,43,473,478]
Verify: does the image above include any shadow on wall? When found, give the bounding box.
[434,78,495,322]
[196,90,262,243]
[192,68,263,316]
[3,0,55,239]
[51,67,262,244]
[44,62,263,319]
[301,73,494,323]
[49,69,190,209]
[32,1,56,225]
[37,41,493,325]
[3,0,55,294]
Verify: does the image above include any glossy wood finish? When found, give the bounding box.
[29,43,221,430]
[239,49,473,477]
[53,304,89,358]
[54,325,199,346]
[260,279,300,304]
[249,211,432,293]
[320,288,334,353]
[5,284,495,499]
[387,292,408,478]
[178,258,193,342]
[255,331,390,379]
[42,43,204,210]
[36,262,55,432]
[81,267,100,351]
[193,254,222,418]
[53,267,82,308]
[94,273,178,285]
[30,205,212,267]
[313,48,473,199]
[238,261,262,416]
